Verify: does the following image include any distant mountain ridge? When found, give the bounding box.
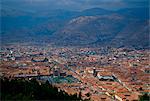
[1,7,149,48]
[49,14,149,48]
[116,7,149,20]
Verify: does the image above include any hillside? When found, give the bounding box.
[49,14,149,48]
[1,7,149,48]
[1,78,86,100]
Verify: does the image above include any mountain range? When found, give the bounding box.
[1,7,149,49]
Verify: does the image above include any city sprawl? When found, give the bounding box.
[0,44,149,101]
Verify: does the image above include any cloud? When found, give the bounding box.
[1,0,149,11]
[44,0,148,10]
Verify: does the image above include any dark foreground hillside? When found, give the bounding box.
[1,78,149,101]
[1,78,88,101]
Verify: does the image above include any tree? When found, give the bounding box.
[139,94,150,101]
[1,78,86,101]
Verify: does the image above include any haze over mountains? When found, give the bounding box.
[1,4,149,48]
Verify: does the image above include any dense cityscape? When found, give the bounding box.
[1,0,149,100]
[1,43,149,101]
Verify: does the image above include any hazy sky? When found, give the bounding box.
[1,0,149,11]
